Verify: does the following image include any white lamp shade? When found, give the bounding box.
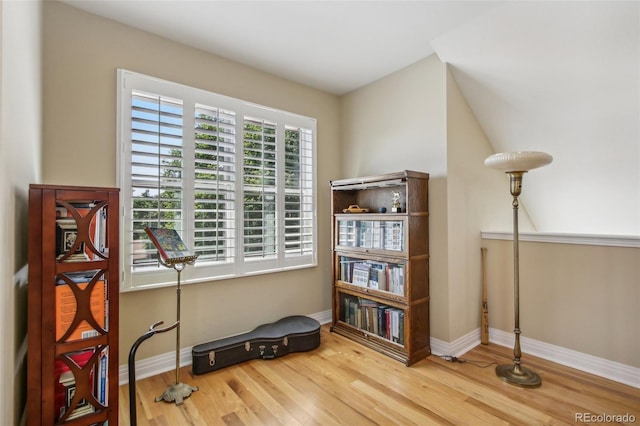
[484,151,553,172]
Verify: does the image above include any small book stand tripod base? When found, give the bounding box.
[155,382,199,406]
[155,255,199,406]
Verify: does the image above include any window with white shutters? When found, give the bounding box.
[118,70,317,290]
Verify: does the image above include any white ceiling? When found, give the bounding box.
[60,0,505,95]
[61,0,640,235]
[433,1,639,235]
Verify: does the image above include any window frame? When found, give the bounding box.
[117,69,317,292]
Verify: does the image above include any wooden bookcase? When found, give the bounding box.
[27,184,119,425]
[330,171,430,365]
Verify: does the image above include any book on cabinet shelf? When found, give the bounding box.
[338,256,404,296]
[367,261,386,290]
[54,346,109,421]
[55,271,107,341]
[55,350,95,421]
[340,294,405,345]
[58,372,95,421]
[337,219,404,251]
[383,221,404,251]
[55,203,108,262]
[351,262,371,287]
[97,347,109,406]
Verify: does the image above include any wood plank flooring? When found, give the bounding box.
[119,325,639,425]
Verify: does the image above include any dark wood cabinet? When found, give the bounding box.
[27,184,119,425]
[330,171,430,365]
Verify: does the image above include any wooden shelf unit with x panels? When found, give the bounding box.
[27,184,119,425]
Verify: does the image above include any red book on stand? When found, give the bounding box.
[144,227,196,263]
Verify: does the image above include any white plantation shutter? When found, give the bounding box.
[243,117,277,259]
[284,126,314,257]
[129,91,184,268]
[193,104,237,263]
[118,70,316,290]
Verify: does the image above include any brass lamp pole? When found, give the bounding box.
[485,151,552,388]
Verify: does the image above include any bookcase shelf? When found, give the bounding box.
[330,171,430,366]
[27,184,119,425]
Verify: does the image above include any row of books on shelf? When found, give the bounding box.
[56,202,109,262]
[337,220,404,251]
[55,270,107,342]
[55,347,109,421]
[339,257,405,296]
[340,295,405,345]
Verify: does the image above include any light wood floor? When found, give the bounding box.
[120,325,639,425]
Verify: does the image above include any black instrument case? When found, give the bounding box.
[192,315,321,375]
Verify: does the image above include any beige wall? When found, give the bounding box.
[446,66,491,340]
[340,56,452,340]
[42,2,340,363]
[339,57,536,342]
[1,0,42,423]
[445,66,537,340]
[483,238,639,368]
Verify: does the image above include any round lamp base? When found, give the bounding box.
[495,364,542,388]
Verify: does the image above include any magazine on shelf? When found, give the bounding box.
[351,262,371,287]
[145,227,197,263]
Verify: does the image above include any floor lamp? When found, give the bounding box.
[484,151,552,388]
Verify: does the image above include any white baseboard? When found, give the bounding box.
[488,328,639,389]
[309,309,333,325]
[430,328,482,358]
[120,313,638,389]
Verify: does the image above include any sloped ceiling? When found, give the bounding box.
[59,0,504,95]
[433,2,639,235]
[60,0,639,236]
